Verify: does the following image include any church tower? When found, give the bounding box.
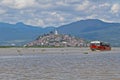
[55,29,58,35]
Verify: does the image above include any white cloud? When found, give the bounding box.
[39,4,53,9]
[55,1,67,6]
[1,0,38,9]
[50,12,65,22]
[111,3,120,14]
[76,0,90,11]
[0,9,6,14]
[99,3,110,7]
[86,14,97,19]
[26,18,45,27]
[0,0,120,27]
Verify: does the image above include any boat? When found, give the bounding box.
[90,41,111,51]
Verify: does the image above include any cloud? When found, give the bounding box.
[55,1,67,6]
[75,0,90,11]
[26,18,45,27]
[99,3,110,7]
[1,0,38,9]
[0,0,120,27]
[111,3,120,14]
[50,12,64,21]
[0,9,6,14]
[86,14,97,19]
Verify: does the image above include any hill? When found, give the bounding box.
[26,31,87,47]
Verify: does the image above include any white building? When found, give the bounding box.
[55,30,58,35]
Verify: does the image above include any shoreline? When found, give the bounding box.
[0,47,119,56]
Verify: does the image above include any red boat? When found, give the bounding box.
[90,41,111,51]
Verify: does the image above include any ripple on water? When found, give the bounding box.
[0,52,120,80]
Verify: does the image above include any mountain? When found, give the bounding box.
[0,22,55,46]
[0,19,120,46]
[57,19,120,46]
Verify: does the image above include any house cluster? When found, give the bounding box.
[26,30,88,47]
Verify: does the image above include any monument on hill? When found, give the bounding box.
[54,29,58,35]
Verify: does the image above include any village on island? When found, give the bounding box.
[26,30,88,47]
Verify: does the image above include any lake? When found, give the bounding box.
[0,51,120,80]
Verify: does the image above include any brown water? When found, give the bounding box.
[0,52,120,80]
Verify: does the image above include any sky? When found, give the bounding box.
[0,0,120,27]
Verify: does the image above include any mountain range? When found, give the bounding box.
[0,19,120,46]
[58,19,120,46]
[0,22,55,46]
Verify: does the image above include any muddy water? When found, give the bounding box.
[0,52,120,80]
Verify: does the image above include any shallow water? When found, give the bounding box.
[0,52,120,80]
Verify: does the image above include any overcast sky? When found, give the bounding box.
[0,0,120,27]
